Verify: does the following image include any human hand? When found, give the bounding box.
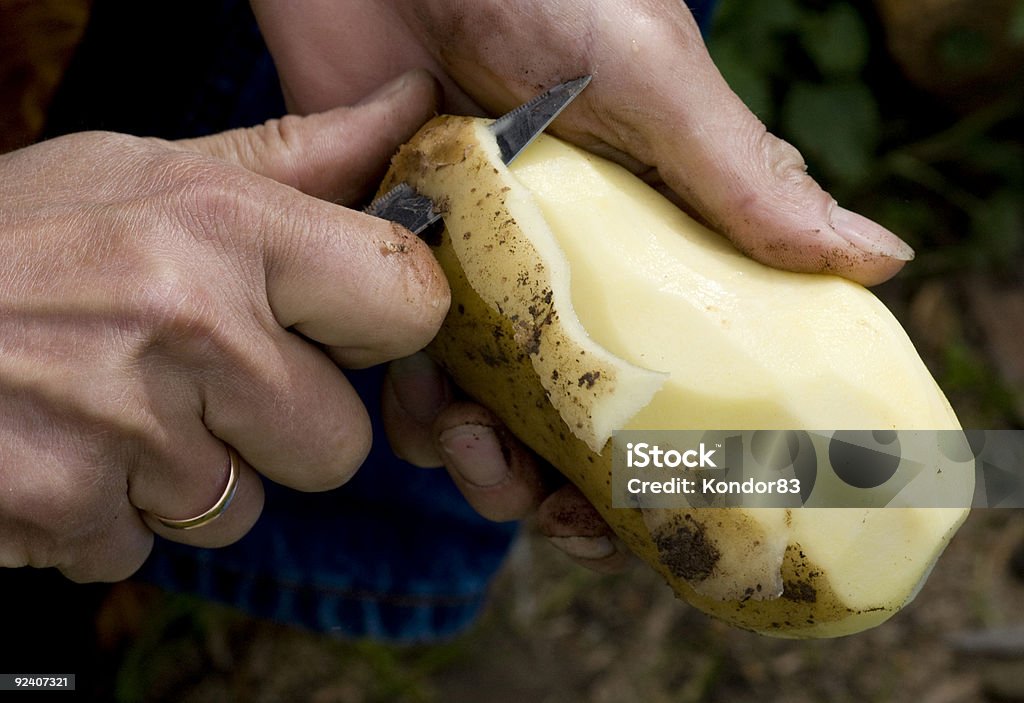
[0,72,450,582]
[252,0,915,288]
[381,357,631,574]
[249,0,914,572]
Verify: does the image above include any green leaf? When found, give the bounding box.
[709,0,802,77]
[713,0,802,35]
[780,81,881,187]
[799,4,871,77]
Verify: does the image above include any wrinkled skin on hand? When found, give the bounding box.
[250,0,915,569]
[0,74,452,581]
[252,0,915,286]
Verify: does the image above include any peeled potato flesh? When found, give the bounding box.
[379,115,972,638]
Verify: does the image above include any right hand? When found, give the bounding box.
[255,0,916,287]
[0,71,449,582]
[251,0,918,571]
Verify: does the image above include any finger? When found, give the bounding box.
[125,291,375,493]
[401,3,911,286]
[0,436,153,582]
[201,325,375,492]
[249,2,477,115]
[433,402,548,522]
[177,72,450,366]
[574,7,912,286]
[536,484,632,575]
[131,435,265,548]
[58,500,154,583]
[381,353,450,468]
[178,69,442,204]
[265,201,450,368]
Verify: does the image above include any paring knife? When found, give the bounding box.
[366,75,592,235]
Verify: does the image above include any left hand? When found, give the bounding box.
[0,74,450,580]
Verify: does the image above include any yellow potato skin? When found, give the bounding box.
[379,115,966,638]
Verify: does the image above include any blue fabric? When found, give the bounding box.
[45,0,718,643]
[46,0,518,644]
[142,366,518,643]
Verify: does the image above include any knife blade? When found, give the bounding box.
[366,75,592,235]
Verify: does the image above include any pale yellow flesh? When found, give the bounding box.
[511,143,957,431]
[382,116,972,637]
[509,136,971,616]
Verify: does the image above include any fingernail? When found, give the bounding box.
[389,353,447,424]
[439,424,508,488]
[831,206,915,261]
[548,535,616,560]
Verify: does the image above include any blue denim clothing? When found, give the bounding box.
[46,0,717,642]
[141,366,519,642]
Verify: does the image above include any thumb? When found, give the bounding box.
[177,69,441,204]
[653,84,912,285]
[642,78,915,287]
[171,69,448,367]
[572,8,912,287]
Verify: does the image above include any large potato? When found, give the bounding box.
[379,115,972,637]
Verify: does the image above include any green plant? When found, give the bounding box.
[709,0,1024,276]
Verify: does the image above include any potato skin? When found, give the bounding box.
[380,115,967,638]
[426,222,891,637]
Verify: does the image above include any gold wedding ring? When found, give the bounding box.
[151,446,240,530]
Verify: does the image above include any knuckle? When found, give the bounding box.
[172,161,255,237]
[117,146,255,244]
[12,461,110,566]
[303,413,373,492]
[125,259,223,352]
[255,114,307,156]
[99,165,262,364]
[232,115,309,187]
[756,130,810,187]
[726,128,824,233]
